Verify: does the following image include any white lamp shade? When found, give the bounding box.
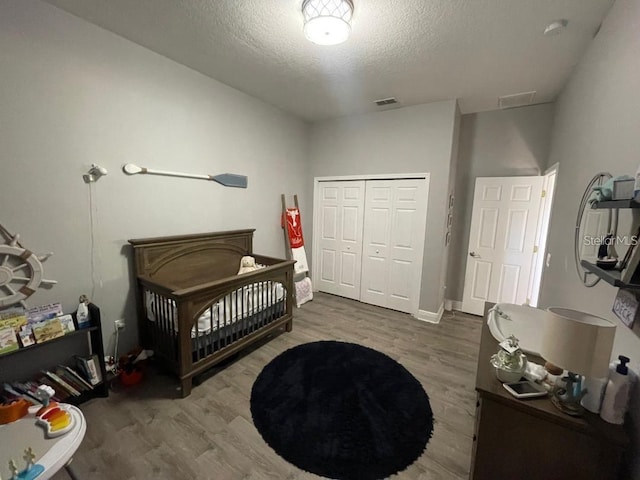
[540,308,616,378]
[302,0,354,46]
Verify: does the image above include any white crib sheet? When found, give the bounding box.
[146,281,284,338]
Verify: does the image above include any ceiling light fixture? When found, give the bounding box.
[302,0,354,46]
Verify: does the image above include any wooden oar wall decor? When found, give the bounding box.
[122,164,248,188]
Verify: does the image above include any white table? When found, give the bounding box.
[0,405,86,479]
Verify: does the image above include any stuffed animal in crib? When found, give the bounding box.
[238,256,261,275]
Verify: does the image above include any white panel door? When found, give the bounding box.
[316,181,365,300]
[462,176,544,315]
[360,179,429,313]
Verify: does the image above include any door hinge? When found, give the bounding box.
[541,190,546,198]
[533,245,538,253]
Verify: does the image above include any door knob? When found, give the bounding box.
[469,252,480,258]
[375,250,379,254]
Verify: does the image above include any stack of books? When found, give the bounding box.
[0,356,102,405]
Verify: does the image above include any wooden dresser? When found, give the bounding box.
[471,304,629,480]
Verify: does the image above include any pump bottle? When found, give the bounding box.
[600,355,632,424]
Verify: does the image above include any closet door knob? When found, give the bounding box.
[469,252,480,258]
[376,250,379,254]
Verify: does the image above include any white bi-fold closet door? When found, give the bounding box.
[316,181,366,300]
[315,178,429,314]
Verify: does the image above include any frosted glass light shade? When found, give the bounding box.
[302,0,354,46]
[540,308,616,378]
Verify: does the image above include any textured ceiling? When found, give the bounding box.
[42,0,614,122]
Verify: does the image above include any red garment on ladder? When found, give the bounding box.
[284,208,304,249]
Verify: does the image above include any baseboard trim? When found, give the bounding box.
[450,300,463,311]
[415,303,444,324]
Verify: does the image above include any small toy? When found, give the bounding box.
[8,459,18,479]
[33,385,54,408]
[4,447,44,480]
[237,256,261,275]
[34,383,73,438]
[22,449,35,472]
[0,399,29,425]
[35,404,73,438]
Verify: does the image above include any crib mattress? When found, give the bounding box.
[190,300,285,360]
[146,281,284,338]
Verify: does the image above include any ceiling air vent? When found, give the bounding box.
[374,97,398,106]
[498,91,536,109]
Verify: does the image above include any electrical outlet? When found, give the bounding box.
[114,319,125,331]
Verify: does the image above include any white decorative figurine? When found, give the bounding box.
[22,448,36,472]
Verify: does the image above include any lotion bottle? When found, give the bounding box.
[76,295,90,328]
[583,357,623,414]
[600,355,632,424]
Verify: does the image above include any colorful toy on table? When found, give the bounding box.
[0,399,29,425]
[33,386,73,439]
[4,448,44,480]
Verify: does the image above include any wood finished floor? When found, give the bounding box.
[53,293,482,480]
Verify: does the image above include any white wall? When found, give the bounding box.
[0,0,309,354]
[538,0,640,476]
[447,104,556,302]
[308,101,459,314]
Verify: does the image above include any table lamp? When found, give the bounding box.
[540,307,616,416]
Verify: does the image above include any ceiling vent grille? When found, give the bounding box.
[498,91,536,109]
[375,97,398,106]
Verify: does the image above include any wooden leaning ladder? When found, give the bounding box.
[281,194,312,306]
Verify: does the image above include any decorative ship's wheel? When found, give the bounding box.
[0,231,57,308]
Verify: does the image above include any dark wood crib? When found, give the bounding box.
[129,229,294,397]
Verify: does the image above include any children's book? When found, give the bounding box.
[32,319,65,343]
[26,303,63,323]
[18,325,35,347]
[0,306,25,320]
[8,382,41,404]
[0,311,27,333]
[59,365,94,390]
[24,380,61,403]
[75,354,102,385]
[54,367,88,393]
[42,370,81,396]
[57,314,76,334]
[0,326,19,355]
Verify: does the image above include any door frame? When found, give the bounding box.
[527,163,559,307]
[312,173,430,316]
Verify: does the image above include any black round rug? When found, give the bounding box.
[250,341,434,480]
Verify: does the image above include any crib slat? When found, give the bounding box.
[161,294,166,358]
[243,286,248,336]
[231,290,240,342]
[168,297,173,360]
